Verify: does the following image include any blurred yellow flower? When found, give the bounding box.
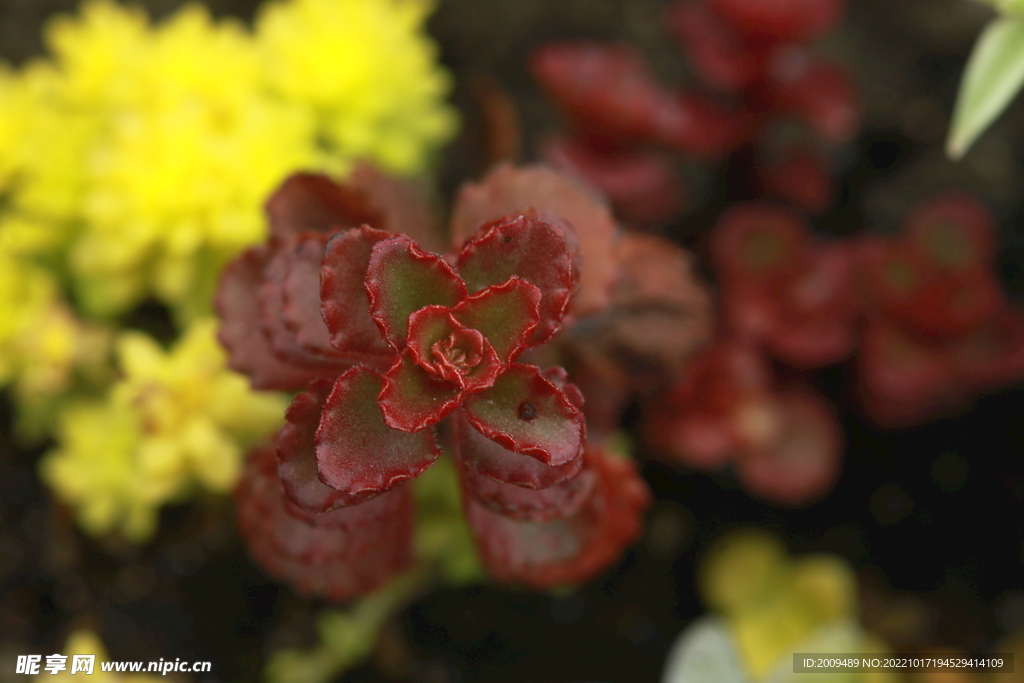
[257,0,458,173]
[0,0,456,319]
[698,530,895,683]
[41,319,288,541]
[0,246,112,439]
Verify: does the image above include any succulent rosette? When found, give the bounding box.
[712,202,859,369]
[531,0,857,223]
[851,193,1024,426]
[645,339,842,506]
[217,164,650,598]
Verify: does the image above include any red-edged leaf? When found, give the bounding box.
[316,366,439,502]
[462,364,584,466]
[539,366,585,410]
[456,215,575,345]
[405,306,456,367]
[458,457,596,521]
[265,173,385,241]
[462,445,650,589]
[259,244,354,371]
[236,443,413,602]
[275,380,354,513]
[453,277,541,365]
[378,353,463,432]
[321,226,397,355]
[366,237,467,349]
[454,411,583,489]
[281,235,346,358]
[215,246,331,391]
[449,164,613,318]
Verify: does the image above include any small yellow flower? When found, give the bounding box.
[41,319,287,541]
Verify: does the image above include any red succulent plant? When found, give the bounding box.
[645,339,843,505]
[218,164,653,599]
[713,202,859,369]
[531,0,856,223]
[852,193,1024,426]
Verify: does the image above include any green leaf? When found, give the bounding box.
[453,277,541,365]
[264,571,428,683]
[365,237,467,348]
[461,364,583,466]
[315,366,439,501]
[948,16,1024,158]
[983,0,1024,18]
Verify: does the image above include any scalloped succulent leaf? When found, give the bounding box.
[276,379,355,513]
[281,235,341,357]
[321,226,397,355]
[215,246,331,391]
[237,444,413,602]
[462,363,584,466]
[405,307,502,392]
[265,173,385,241]
[454,412,583,489]
[366,237,467,348]
[456,214,575,345]
[260,244,354,371]
[316,366,439,503]
[462,446,650,589]
[453,277,541,365]
[378,353,463,432]
[449,164,613,318]
[459,458,597,522]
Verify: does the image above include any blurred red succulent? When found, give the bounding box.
[531,0,856,223]
[713,202,859,368]
[852,193,1024,426]
[645,339,842,505]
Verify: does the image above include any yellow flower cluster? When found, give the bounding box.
[0,0,456,320]
[41,320,288,541]
[699,530,897,683]
[0,247,111,440]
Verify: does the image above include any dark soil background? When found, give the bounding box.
[2,1,1024,682]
